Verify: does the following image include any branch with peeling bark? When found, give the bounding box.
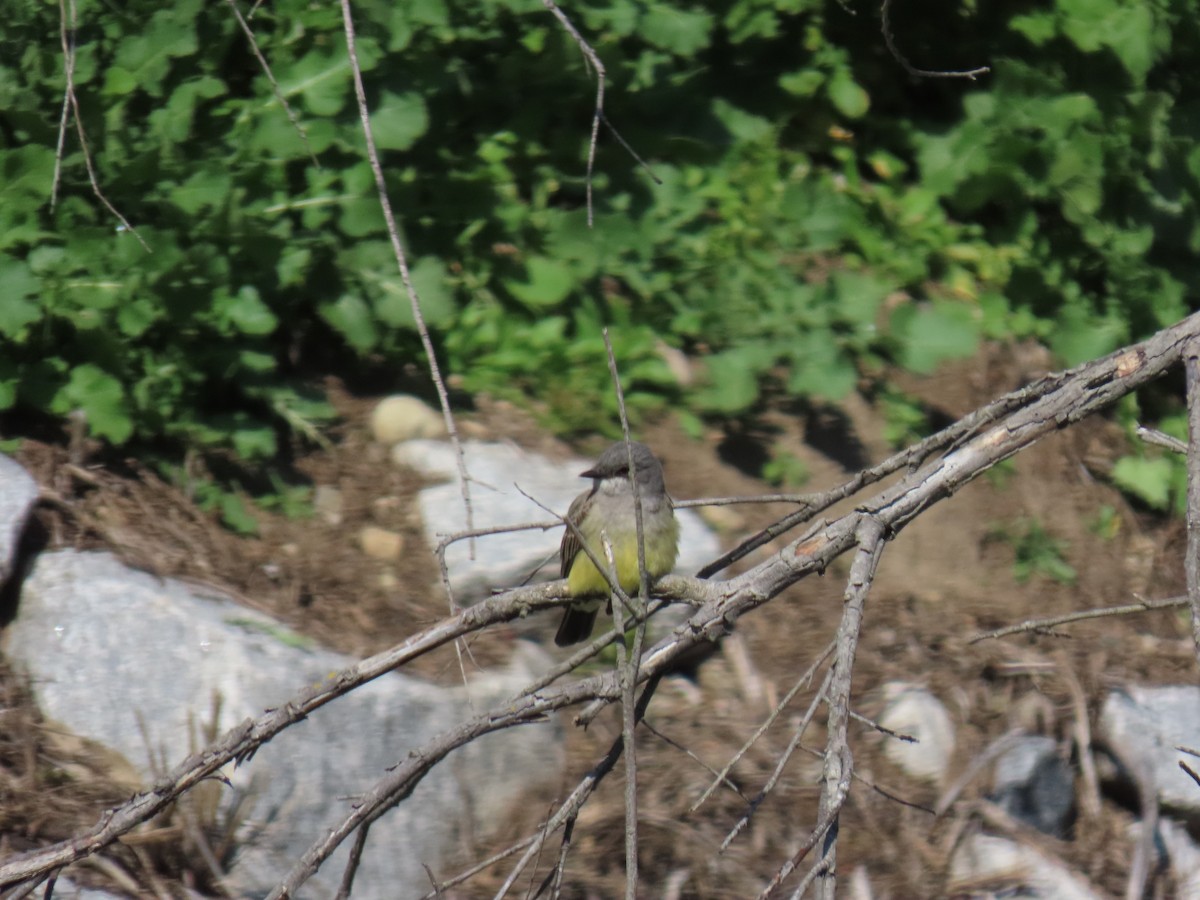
[5,313,1200,897]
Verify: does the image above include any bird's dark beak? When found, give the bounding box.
[579,465,599,479]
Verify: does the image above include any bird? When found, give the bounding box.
[555,441,680,647]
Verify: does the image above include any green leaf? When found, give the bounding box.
[0,258,40,338]
[891,300,980,374]
[1111,456,1173,510]
[1009,11,1057,44]
[55,364,133,444]
[641,6,714,55]
[117,299,158,338]
[694,347,769,413]
[320,294,377,353]
[830,271,887,328]
[785,335,858,400]
[1049,303,1125,365]
[504,257,574,309]
[780,70,824,97]
[827,69,869,119]
[103,66,138,95]
[284,50,351,117]
[219,287,278,336]
[711,98,773,142]
[219,492,260,535]
[370,91,430,151]
[1059,0,1156,83]
[232,424,277,459]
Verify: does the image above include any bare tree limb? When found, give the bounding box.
[1184,337,1200,661]
[338,0,475,589]
[811,517,886,899]
[6,313,1200,895]
[691,639,836,814]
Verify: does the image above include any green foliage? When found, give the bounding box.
[876,386,930,448]
[1,0,1198,492]
[1088,504,1119,539]
[992,519,1078,585]
[762,449,810,489]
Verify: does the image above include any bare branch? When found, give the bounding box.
[1136,424,1188,454]
[691,640,837,814]
[50,0,77,212]
[603,328,650,900]
[722,666,835,851]
[1185,337,1200,662]
[541,0,604,226]
[50,0,148,249]
[880,0,990,80]
[968,594,1187,643]
[7,313,1200,895]
[338,0,474,589]
[225,0,319,168]
[812,517,886,899]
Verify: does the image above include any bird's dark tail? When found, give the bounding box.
[554,606,598,647]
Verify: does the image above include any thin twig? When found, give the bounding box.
[968,594,1187,644]
[338,0,476,702]
[756,775,848,900]
[50,0,77,211]
[603,329,647,900]
[722,667,835,851]
[419,830,538,898]
[642,720,750,803]
[1057,656,1101,820]
[1136,424,1188,454]
[880,0,990,80]
[55,0,148,252]
[598,111,661,184]
[541,0,604,226]
[935,728,1024,816]
[675,494,813,509]
[490,676,663,899]
[225,0,319,167]
[691,640,837,813]
[334,822,370,900]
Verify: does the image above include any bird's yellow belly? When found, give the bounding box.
[567,523,679,597]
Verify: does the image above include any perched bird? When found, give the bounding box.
[555,441,680,647]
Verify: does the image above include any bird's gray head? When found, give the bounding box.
[581,441,666,492]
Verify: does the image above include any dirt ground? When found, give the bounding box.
[1,343,1196,898]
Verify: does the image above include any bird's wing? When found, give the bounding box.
[559,488,593,578]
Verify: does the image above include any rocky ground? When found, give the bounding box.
[1,342,1196,898]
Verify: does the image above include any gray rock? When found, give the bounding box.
[4,550,563,899]
[1100,686,1200,815]
[990,735,1075,838]
[1156,817,1200,896]
[0,453,38,589]
[949,833,1102,899]
[392,440,722,602]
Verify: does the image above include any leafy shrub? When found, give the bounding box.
[1,0,1196,473]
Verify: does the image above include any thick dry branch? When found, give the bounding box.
[7,313,1200,895]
